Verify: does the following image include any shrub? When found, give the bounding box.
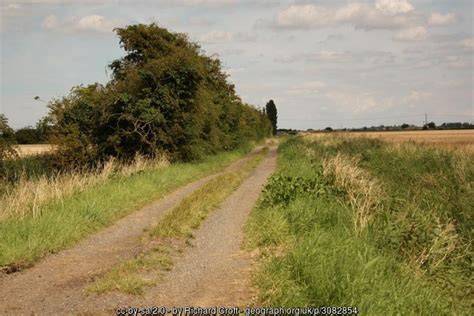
[261,173,330,207]
[0,114,18,180]
[46,23,271,168]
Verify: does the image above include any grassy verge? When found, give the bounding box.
[0,147,252,272]
[245,137,472,315]
[89,148,267,295]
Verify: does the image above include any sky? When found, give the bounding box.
[1,0,473,130]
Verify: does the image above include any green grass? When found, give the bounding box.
[89,245,174,295]
[88,148,267,295]
[309,136,473,298]
[245,137,472,315]
[152,148,267,238]
[0,147,251,271]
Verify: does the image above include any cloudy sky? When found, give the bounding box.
[1,0,473,130]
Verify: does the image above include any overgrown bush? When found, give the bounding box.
[46,23,271,168]
[0,114,18,180]
[261,173,330,207]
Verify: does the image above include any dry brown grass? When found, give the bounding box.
[303,130,474,151]
[14,144,55,157]
[0,154,169,219]
[343,130,474,151]
[413,218,460,271]
[322,153,384,234]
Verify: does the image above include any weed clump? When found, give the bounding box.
[322,153,384,234]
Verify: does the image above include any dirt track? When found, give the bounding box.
[0,146,277,314]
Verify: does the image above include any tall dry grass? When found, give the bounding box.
[0,154,169,219]
[413,217,460,271]
[14,144,55,157]
[322,153,384,234]
[341,130,474,152]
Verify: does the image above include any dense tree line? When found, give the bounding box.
[45,23,271,167]
[14,123,49,144]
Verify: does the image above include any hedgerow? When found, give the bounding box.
[46,23,271,168]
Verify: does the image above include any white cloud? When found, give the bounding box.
[175,0,237,6]
[1,2,27,19]
[286,81,326,95]
[200,31,233,43]
[278,50,350,63]
[200,31,256,43]
[2,0,136,4]
[2,0,239,5]
[276,50,395,66]
[325,90,395,113]
[225,67,245,75]
[274,1,418,30]
[306,51,349,62]
[42,14,122,33]
[394,26,427,41]
[375,0,414,15]
[404,90,432,103]
[4,2,21,10]
[275,5,333,28]
[187,16,213,27]
[428,12,458,26]
[76,15,118,32]
[460,38,474,49]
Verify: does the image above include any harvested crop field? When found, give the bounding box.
[306,130,474,151]
[14,144,54,157]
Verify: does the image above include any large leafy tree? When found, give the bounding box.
[265,99,278,135]
[47,23,271,167]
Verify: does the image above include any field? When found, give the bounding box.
[245,134,473,315]
[14,144,55,157]
[307,130,474,151]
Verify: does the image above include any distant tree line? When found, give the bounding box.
[30,23,272,168]
[12,120,50,144]
[302,122,474,133]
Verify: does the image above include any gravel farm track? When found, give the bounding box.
[0,145,277,315]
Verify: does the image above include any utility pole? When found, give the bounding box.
[425,113,428,126]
